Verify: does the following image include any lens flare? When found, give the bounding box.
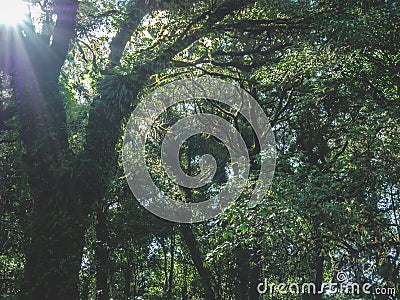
[0,0,28,26]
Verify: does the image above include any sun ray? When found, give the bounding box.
[0,0,29,26]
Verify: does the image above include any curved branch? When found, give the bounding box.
[79,0,256,213]
[51,0,79,71]
[108,0,153,66]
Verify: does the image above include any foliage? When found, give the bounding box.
[0,0,399,299]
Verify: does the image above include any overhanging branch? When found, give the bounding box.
[51,0,79,71]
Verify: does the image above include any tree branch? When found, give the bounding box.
[78,0,256,214]
[51,0,79,71]
[108,0,153,66]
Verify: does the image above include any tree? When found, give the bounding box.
[1,0,258,298]
[0,0,398,298]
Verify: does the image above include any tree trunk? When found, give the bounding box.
[20,204,86,299]
[180,224,215,300]
[312,222,324,300]
[15,41,86,300]
[9,1,257,298]
[124,259,132,299]
[166,230,175,298]
[11,1,83,298]
[95,207,109,300]
[133,258,139,299]
[237,246,250,299]
[249,261,261,300]
[181,262,188,300]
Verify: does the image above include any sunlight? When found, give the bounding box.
[0,0,29,26]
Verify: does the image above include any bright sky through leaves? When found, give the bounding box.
[0,0,28,26]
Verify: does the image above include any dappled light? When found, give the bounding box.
[0,0,399,299]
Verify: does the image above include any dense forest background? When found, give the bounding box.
[0,0,399,299]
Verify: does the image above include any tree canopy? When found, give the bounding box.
[0,0,399,299]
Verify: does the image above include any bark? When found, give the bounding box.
[312,222,324,300]
[180,224,215,300]
[7,0,256,298]
[95,207,109,300]
[19,201,85,299]
[14,1,142,297]
[166,230,175,298]
[108,0,152,66]
[181,263,188,300]
[123,259,132,299]
[296,104,328,300]
[14,3,83,297]
[159,239,168,291]
[249,261,261,300]
[133,257,139,299]
[237,247,250,299]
